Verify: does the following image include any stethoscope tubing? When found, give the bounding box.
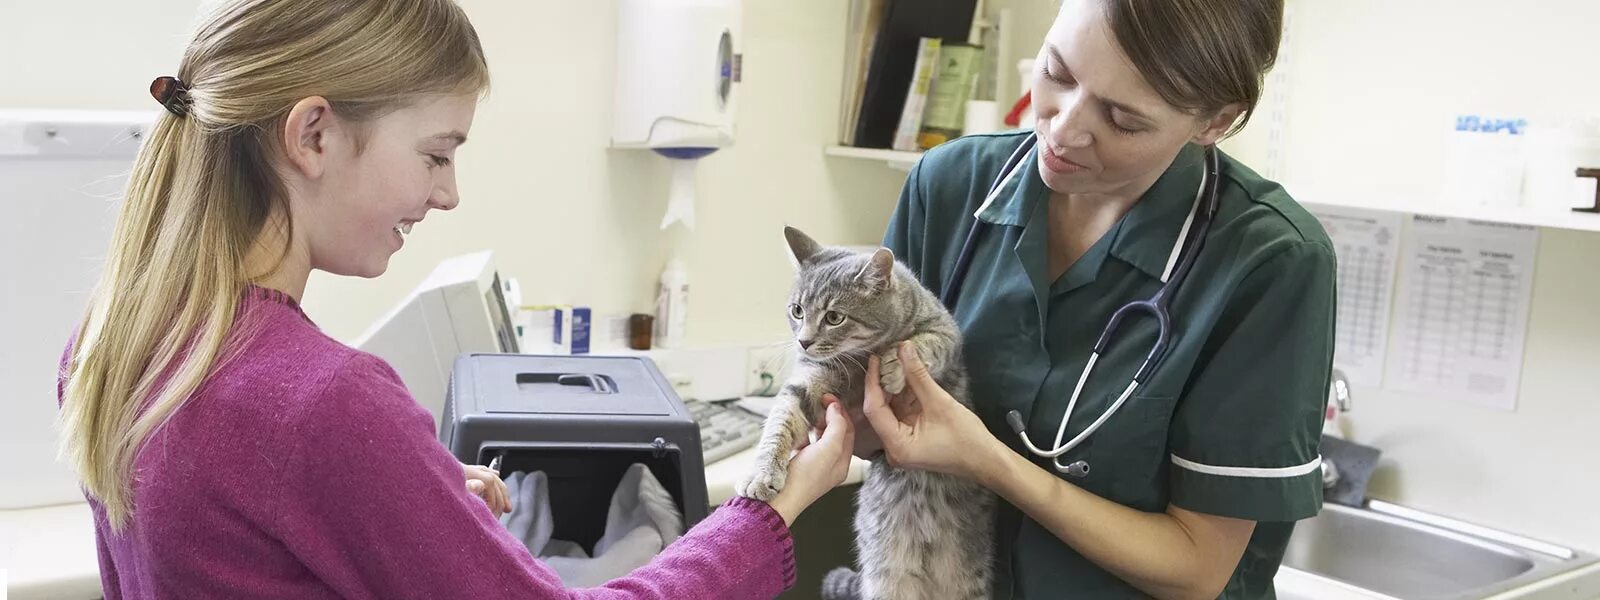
[942,134,1221,476]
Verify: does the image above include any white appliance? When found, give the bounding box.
[353,251,520,427]
[611,0,742,229]
[0,109,156,509]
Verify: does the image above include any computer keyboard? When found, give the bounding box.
[688,400,765,465]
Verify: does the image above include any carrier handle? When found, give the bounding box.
[515,372,617,394]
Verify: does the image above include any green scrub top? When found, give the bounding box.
[882,130,1336,599]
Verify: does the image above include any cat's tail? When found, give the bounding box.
[821,566,861,600]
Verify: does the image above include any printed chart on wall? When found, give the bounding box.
[1310,206,1404,389]
[1384,215,1539,411]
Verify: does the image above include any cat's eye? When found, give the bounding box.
[823,311,846,326]
[788,304,804,320]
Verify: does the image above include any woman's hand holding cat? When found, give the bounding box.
[861,343,1002,482]
[768,397,857,525]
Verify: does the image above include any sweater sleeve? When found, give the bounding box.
[271,352,795,600]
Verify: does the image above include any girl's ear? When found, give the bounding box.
[281,96,337,179]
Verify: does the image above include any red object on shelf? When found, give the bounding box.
[1003,91,1032,127]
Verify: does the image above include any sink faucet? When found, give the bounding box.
[1319,369,1381,505]
[1323,368,1353,489]
[1330,368,1352,417]
[1322,452,1341,489]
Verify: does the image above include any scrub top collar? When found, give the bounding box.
[973,141,1210,282]
[972,142,1041,228]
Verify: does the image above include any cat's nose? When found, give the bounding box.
[798,338,815,350]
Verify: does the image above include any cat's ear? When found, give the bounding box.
[784,226,823,268]
[857,248,895,292]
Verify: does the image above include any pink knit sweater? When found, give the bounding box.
[59,286,795,599]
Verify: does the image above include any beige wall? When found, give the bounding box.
[0,0,910,505]
[0,0,910,350]
[300,0,907,346]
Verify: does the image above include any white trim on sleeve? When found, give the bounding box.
[1170,454,1323,478]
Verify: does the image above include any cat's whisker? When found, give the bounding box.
[755,339,791,355]
[818,354,839,374]
[828,352,848,368]
[761,343,794,371]
[779,340,804,365]
[840,352,867,375]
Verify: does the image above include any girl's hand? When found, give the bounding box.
[767,397,856,525]
[463,462,511,516]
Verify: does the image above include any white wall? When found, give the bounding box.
[939,0,1600,554]
[15,0,1590,557]
[1225,0,1600,552]
[1008,0,1600,554]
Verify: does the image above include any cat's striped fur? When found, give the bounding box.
[736,227,996,600]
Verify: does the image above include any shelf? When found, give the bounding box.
[1296,190,1600,234]
[824,145,923,172]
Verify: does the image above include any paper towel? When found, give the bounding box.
[662,158,696,230]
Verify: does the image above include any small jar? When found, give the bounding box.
[628,314,654,350]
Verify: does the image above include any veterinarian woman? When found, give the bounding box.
[54,0,853,597]
[846,0,1335,598]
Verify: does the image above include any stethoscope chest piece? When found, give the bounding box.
[1006,409,1092,478]
[1062,460,1090,478]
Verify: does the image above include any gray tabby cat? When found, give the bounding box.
[735,226,996,600]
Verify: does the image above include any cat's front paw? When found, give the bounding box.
[879,350,906,394]
[736,462,787,502]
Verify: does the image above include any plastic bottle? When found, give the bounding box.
[654,258,688,348]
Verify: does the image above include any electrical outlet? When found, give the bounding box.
[641,346,749,401]
[745,343,793,396]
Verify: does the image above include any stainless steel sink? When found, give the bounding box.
[1281,500,1597,599]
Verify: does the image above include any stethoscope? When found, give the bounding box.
[941,135,1222,477]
